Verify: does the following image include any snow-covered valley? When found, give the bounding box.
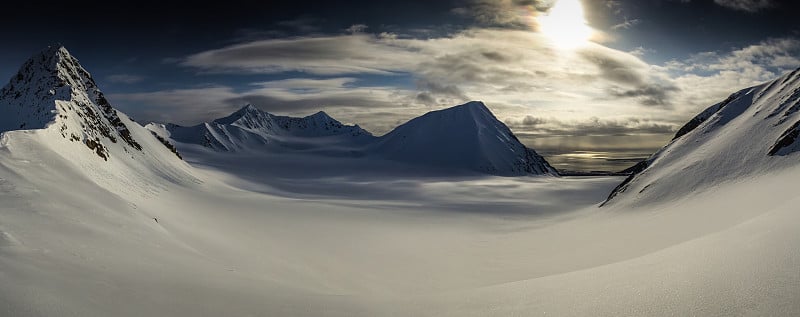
[1,46,800,316]
[4,129,800,316]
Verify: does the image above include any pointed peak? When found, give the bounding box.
[434,101,492,117]
[230,104,263,116]
[42,44,69,56]
[31,45,72,66]
[213,104,268,125]
[459,101,488,110]
[306,110,333,120]
[240,104,260,112]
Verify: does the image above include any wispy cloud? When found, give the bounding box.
[109,78,419,132]
[106,74,144,84]
[611,17,640,30]
[505,115,676,136]
[665,37,800,114]
[712,0,776,12]
[181,34,418,75]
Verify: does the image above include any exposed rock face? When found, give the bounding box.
[0,46,145,160]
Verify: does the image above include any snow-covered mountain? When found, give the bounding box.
[369,101,557,176]
[0,45,193,189]
[603,67,800,206]
[147,104,374,152]
[153,101,557,176]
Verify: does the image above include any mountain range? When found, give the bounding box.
[150,101,557,176]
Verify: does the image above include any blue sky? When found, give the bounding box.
[1,0,799,170]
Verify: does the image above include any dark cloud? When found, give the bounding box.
[508,116,676,136]
[609,84,680,106]
[481,51,511,62]
[416,79,470,101]
[416,92,437,105]
[579,49,645,86]
[451,0,549,29]
[522,115,547,126]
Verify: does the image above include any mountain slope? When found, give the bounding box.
[369,101,557,176]
[603,67,800,206]
[149,104,374,152]
[0,45,195,190]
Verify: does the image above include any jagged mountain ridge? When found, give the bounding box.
[603,67,800,206]
[149,104,373,152]
[153,101,558,176]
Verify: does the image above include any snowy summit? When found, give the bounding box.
[370,101,557,176]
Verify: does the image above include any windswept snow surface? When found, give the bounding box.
[4,133,800,316]
[1,48,800,316]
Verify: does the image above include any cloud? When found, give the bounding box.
[108,78,419,131]
[611,18,640,30]
[628,46,655,57]
[579,47,649,86]
[106,74,144,84]
[345,24,368,34]
[451,0,550,29]
[141,27,683,136]
[608,84,680,106]
[136,19,798,140]
[712,0,776,12]
[180,34,419,75]
[663,37,800,118]
[506,116,676,136]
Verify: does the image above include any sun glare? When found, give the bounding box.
[537,0,593,49]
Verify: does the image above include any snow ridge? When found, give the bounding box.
[603,67,800,206]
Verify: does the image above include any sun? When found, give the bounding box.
[537,0,593,49]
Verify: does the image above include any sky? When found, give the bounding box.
[1,0,799,171]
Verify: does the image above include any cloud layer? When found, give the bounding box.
[109,1,799,140]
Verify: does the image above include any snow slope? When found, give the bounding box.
[604,67,800,207]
